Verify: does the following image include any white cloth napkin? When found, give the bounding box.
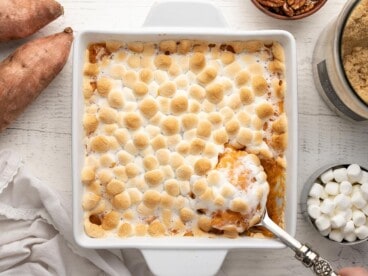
[0,149,152,276]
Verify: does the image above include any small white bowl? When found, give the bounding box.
[301,163,368,245]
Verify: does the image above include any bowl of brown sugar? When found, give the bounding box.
[251,0,327,20]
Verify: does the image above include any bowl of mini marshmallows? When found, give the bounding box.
[301,163,368,244]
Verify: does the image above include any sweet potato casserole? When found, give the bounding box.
[81,39,287,238]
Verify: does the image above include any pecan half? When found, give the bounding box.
[290,0,307,10]
[295,2,317,15]
[257,0,285,8]
[282,2,294,17]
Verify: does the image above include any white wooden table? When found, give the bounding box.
[1,0,367,275]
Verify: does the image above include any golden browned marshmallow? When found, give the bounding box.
[207,112,223,126]
[176,164,193,181]
[114,129,130,145]
[170,95,188,114]
[113,166,128,181]
[177,39,192,54]
[203,143,217,158]
[198,216,212,232]
[132,82,148,97]
[106,40,123,52]
[236,111,250,127]
[144,170,164,186]
[135,224,148,236]
[90,135,111,152]
[252,75,268,96]
[189,101,201,113]
[272,79,286,99]
[127,55,141,68]
[116,50,127,61]
[256,102,274,120]
[128,188,142,204]
[106,179,125,195]
[194,158,212,176]
[122,71,137,88]
[110,65,125,79]
[169,152,184,169]
[84,63,99,76]
[97,169,113,185]
[164,179,180,196]
[148,220,166,236]
[108,90,124,109]
[143,190,161,209]
[143,155,159,171]
[82,193,100,210]
[207,171,221,186]
[221,51,235,65]
[221,185,235,198]
[156,149,170,165]
[96,77,112,97]
[230,198,248,213]
[158,81,176,97]
[160,192,175,208]
[196,120,212,138]
[159,40,177,53]
[189,138,206,155]
[251,115,263,130]
[112,191,131,209]
[169,64,181,78]
[236,128,253,146]
[83,79,94,99]
[252,131,263,145]
[132,132,149,150]
[189,85,206,100]
[99,153,115,167]
[128,42,144,53]
[192,178,208,196]
[239,87,255,105]
[272,114,287,134]
[161,116,180,135]
[87,180,101,195]
[206,82,224,104]
[102,211,120,230]
[271,133,287,151]
[176,141,190,155]
[139,68,153,83]
[214,195,225,207]
[143,43,155,55]
[154,54,172,70]
[158,97,170,114]
[98,107,118,124]
[118,223,133,237]
[189,52,206,72]
[122,209,135,221]
[85,221,104,238]
[213,128,229,145]
[139,97,159,119]
[200,187,214,202]
[123,112,142,130]
[83,114,98,135]
[179,208,195,223]
[125,163,140,178]
[243,40,263,52]
[272,42,285,61]
[150,135,166,151]
[197,66,217,85]
[225,119,240,136]
[269,60,285,74]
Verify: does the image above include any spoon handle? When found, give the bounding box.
[261,214,337,276]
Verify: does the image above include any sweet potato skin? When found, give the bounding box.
[0,28,73,131]
[0,0,63,42]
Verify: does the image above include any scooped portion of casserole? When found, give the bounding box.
[81,39,287,238]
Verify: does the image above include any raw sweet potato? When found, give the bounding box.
[0,0,63,42]
[0,28,73,131]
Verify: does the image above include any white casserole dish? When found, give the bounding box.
[72,1,298,275]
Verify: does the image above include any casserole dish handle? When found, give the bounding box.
[142,1,229,275]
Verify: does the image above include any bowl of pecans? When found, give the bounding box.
[251,0,327,20]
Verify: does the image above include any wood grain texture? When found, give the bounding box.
[0,0,367,275]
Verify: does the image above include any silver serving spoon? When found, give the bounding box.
[255,210,338,276]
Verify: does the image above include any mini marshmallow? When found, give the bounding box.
[331,214,347,229]
[309,183,324,198]
[354,225,368,240]
[320,198,335,215]
[343,208,353,221]
[352,210,366,227]
[347,164,362,183]
[358,171,368,184]
[319,227,331,237]
[325,182,339,196]
[320,169,334,184]
[333,167,348,183]
[344,232,357,242]
[329,229,344,242]
[307,197,321,206]
[333,194,352,210]
[342,220,355,234]
[361,183,368,200]
[339,181,353,195]
[308,205,321,219]
[315,215,331,232]
[351,190,367,209]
